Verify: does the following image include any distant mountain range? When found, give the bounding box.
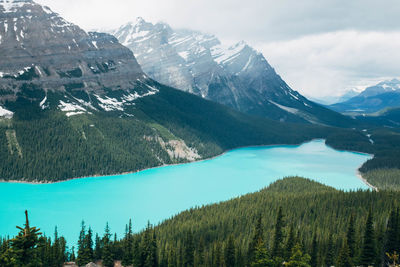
[329,79,400,114]
[0,0,337,181]
[337,89,360,103]
[110,18,354,127]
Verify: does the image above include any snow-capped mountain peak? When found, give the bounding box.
[0,0,32,13]
[360,78,400,98]
[109,18,348,125]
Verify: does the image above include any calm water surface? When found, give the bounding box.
[0,140,371,243]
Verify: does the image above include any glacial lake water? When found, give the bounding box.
[0,139,372,244]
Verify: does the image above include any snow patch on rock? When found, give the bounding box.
[94,95,124,111]
[0,105,13,118]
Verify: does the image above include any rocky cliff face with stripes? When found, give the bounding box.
[0,0,157,118]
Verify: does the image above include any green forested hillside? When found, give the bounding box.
[1,83,400,184]
[151,177,399,266]
[1,178,399,266]
[0,84,335,182]
[364,169,400,191]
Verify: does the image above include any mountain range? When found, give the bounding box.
[329,79,400,114]
[1,0,397,183]
[110,18,354,127]
[0,0,338,181]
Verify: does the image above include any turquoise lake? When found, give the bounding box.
[0,140,372,244]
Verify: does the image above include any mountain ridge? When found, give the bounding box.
[110,18,356,127]
[0,0,341,181]
[329,79,400,114]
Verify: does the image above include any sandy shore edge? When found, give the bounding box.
[356,171,378,191]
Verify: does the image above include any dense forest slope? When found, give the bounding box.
[148,177,400,267]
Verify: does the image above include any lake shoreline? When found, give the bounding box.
[356,171,378,191]
[0,138,374,185]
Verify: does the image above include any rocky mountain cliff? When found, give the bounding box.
[111,18,354,127]
[0,0,158,119]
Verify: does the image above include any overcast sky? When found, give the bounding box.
[35,0,400,101]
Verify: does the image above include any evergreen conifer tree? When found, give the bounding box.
[184,230,195,267]
[248,214,264,264]
[102,223,114,267]
[324,234,335,267]
[122,219,134,266]
[360,210,376,266]
[310,234,318,267]
[386,209,399,255]
[213,242,222,267]
[284,243,311,267]
[94,234,102,261]
[251,238,273,267]
[347,214,356,259]
[336,240,353,267]
[224,234,236,267]
[76,221,87,266]
[10,210,42,266]
[284,225,295,260]
[272,207,284,259]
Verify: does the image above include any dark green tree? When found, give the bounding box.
[133,238,141,267]
[224,235,236,267]
[284,225,295,260]
[84,227,94,263]
[285,243,311,267]
[122,219,134,266]
[140,222,157,267]
[385,209,399,255]
[94,234,102,261]
[76,221,88,266]
[9,210,42,267]
[251,238,273,267]
[213,242,222,267]
[167,244,177,267]
[347,213,356,259]
[324,234,335,267]
[271,207,284,259]
[195,236,205,266]
[248,214,264,264]
[183,230,194,267]
[102,223,114,267]
[336,240,353,267]
[310,234,318,267]
[360,210,376,266]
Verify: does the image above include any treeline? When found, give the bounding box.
[1,178,400,266]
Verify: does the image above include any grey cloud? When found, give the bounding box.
[36,0,400,41]
[34,0,400,97]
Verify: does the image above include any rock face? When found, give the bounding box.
[330,79,400,114]
[111,18,353,126]
[0,0,155,117]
